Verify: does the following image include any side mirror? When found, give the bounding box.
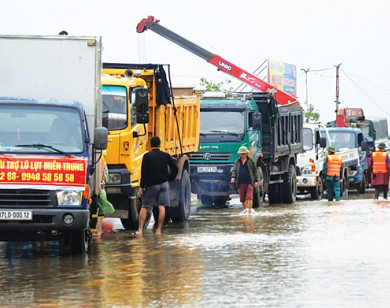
[319,137,327,148]
[252,113,262,130]
[134,87,149,124]
[360,140,367,151]
[94,126,108,150]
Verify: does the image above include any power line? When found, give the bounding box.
[341,68,390,117]
[341,68,390,94]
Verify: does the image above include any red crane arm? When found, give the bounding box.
[137,16,298,105]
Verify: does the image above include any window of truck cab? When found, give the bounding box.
[200,110,245,135]
[102,85,128,130]
[0,104,83,153]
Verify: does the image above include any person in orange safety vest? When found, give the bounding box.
[321,146,343,201]
[370,142,390,200]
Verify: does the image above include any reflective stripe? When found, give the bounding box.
[326,154,342,177]
[372,151,388,174]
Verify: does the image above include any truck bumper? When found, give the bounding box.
[190,164,234,196]
[297,175,318,188]
[0,209,89,232]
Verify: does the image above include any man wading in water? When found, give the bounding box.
[231,146,258,214]
[136,136,178,235]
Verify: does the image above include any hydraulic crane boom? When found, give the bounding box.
[137,16,298,106]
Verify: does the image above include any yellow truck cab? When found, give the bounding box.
[102,63,200,230]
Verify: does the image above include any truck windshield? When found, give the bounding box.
[102,85,127,130]
[0,105,83,153]
[303,128,313,151]
[200,111,244,134]
[325,132,356,150]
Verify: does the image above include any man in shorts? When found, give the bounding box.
[136,136,178,235]
[230,146,258,214]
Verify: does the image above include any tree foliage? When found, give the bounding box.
[304,103,320,123]
[199,78,233,92]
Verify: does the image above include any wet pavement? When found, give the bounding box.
[1,191,390,307]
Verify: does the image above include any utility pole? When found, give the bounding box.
[300,68,310,110]
[335,63,342,113]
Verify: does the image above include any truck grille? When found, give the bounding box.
[0,189,53,208]
[190,153,230,161]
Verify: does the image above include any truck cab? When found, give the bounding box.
[296,123,326,199]
[189,92,261,207]
[320,127,368,194]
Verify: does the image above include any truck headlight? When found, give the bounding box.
[57,190,83,206]
[301,167,312,174]
[108,173,121,184]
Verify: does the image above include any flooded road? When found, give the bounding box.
[1,192,390,307]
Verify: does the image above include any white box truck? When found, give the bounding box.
[0,35,107,254]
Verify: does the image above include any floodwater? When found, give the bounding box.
[1,191,390,307]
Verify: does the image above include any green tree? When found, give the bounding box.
[199,78,233,92]
[304,103,320,123]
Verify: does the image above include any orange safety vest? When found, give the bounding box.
[326,154,342,177]
[372,151,388,174]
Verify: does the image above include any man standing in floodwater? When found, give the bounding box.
[370,142,390,200]
[321,146,343,201]
[231,146,258,214]
[137,136,178,235]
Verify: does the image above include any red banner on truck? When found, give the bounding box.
[0,155,87,187]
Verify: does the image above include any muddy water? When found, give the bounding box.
[1,192,390,307]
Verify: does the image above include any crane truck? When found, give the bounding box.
[101,63,200,229]
[0,35,108,254]
[137,17,304,205]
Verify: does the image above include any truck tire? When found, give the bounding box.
[310,177,323,200]
[341,169,348,197]
[200,195,213,206]
[121,187,152,231]
[166,169,191,222]
[268,183,281,204]
[358,172,366,194]
[200,195,227,207]
[253,166,265,208]
[64,230,90,254]
[281,164,297,204]
[213,196,228,208]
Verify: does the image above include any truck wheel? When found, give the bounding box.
[200,195,213,206]
[121,187,152,231]
[213,196,228,208]
[166,169,191,222]
[281,164,297,204]
[253,166,265,208]
[358,172,366,194]
[310,177,323,200]
[64,230,90,254]
[341,170,348,197]
[268,184,281,204]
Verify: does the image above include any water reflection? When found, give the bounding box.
[1,193,390,307]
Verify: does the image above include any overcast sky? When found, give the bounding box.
[1,0,389,125]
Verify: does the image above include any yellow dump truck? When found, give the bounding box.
[101,63,200,230]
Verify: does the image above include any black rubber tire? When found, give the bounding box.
[268,183,281,205]
[64,230,90,254]
[341,169,349,197]
[121,187,151,231]
[310,177,323,200]
[253,166,265,208]
[212,196,228,208]
[166,169,191,222]
[358,172,366,194]
[281,164,297,204]
[200,195,213,206]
